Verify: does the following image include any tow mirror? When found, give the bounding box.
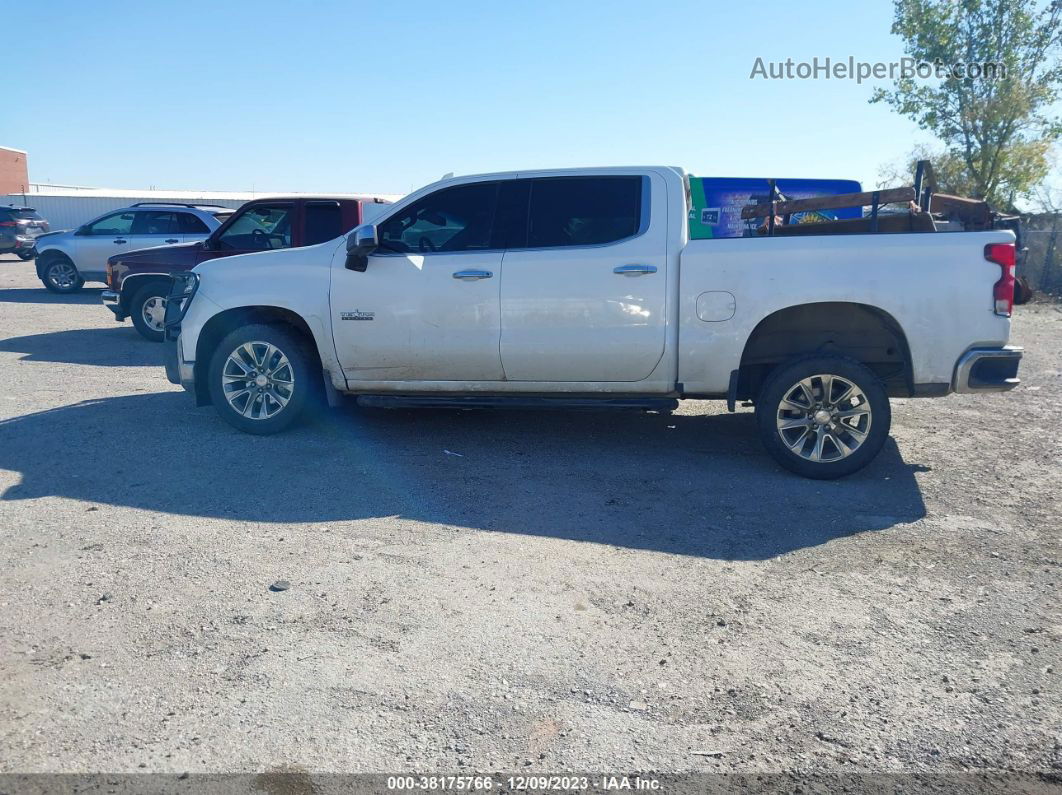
[345,223,379,272]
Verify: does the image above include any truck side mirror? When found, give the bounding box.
[345,224,379,272]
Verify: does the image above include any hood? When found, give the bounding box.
[108,240,202,266]
[34,229,70,240]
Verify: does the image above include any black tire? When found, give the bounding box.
[129,282,169,342]
[39,253,84,293]
[208,323,316,435]
[755,355,891,480]
[16,249,35,261]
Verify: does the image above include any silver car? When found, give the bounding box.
[33,202,233,293]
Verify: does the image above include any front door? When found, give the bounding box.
[330,180,504,382]
[75,210,138,275]
[499,173,668,382]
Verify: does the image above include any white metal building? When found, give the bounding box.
[1,184,403,231]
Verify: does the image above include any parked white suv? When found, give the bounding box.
[33,203,234,293]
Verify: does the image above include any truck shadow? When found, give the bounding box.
[0,392,927,561]
[0,287,106,305]
[0,327,163,367]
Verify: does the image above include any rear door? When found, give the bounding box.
[499,173,668,382]
[176,211,214,243]
[127,210,182,251]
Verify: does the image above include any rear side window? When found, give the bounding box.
[132,211,179,235]
[378,182,498,254]
[303,201,343,245]
[526,176,643,248]
[177,213,210,234]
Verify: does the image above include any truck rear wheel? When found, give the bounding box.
[208,324,314,435]
[755,355,891,479]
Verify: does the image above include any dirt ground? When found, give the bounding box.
[0,254,1058,783]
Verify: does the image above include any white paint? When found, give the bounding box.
[696,291,737,322]
[179,166,1014,399]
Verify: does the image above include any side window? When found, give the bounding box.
[131,211,179,235]
[86,212,135,236]
[303,201,343,245]
[215,204,294,251]
[378,182,498,254]
[177,213,210,234]
[526,176,643,248]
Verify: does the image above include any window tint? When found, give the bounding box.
[216,204,293,251]
[86,212,135,236]
[378,182,498,254]
[304,201,343,245]
[177,213,210,234]
[10,208,43,220]
[131,211,179,235]
[526,176,642,248]
[490,180,531,249]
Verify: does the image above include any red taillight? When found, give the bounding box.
[0,221,17,227]
[985,242,1016,317]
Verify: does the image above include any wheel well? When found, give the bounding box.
[737,302,912,400]
[35,249,70,277]
[192,306,323,406]
[119,275,172,311]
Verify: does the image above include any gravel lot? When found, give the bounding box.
[0,253,1058,783]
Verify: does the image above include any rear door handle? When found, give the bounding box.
[114,238,127,244]
[452,270,493,280]
[165,238,179,244]
[613,264,657,276]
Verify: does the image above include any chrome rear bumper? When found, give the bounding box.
[953,346,1023,393]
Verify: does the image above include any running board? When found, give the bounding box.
[355,395,679,412]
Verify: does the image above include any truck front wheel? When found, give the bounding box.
[129,282,170,342]
[208,324,314,435]
[755,355,891,480]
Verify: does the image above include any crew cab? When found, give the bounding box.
[103,196,391,341]
[163,166,1022,479]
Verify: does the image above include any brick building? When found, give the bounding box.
[0,146,29,195]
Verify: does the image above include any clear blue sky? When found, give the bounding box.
[9,0,938,196]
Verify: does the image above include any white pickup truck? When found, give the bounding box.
[163,166,1022,479]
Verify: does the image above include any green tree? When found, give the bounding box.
[871,0,1062,210]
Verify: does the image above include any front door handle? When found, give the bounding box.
[165,238,179,244]
[452,269,493,281]
[613,264,657,276]
[114,238,127,244]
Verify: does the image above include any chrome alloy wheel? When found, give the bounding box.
[221,341,295,420]
[775,373,872,463]
[141,295,167,332]
[47,261,78,289]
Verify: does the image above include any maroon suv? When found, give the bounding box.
[102,196,389,341]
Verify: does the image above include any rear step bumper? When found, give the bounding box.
[953,345,1023,393]
[355,395,679,412]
